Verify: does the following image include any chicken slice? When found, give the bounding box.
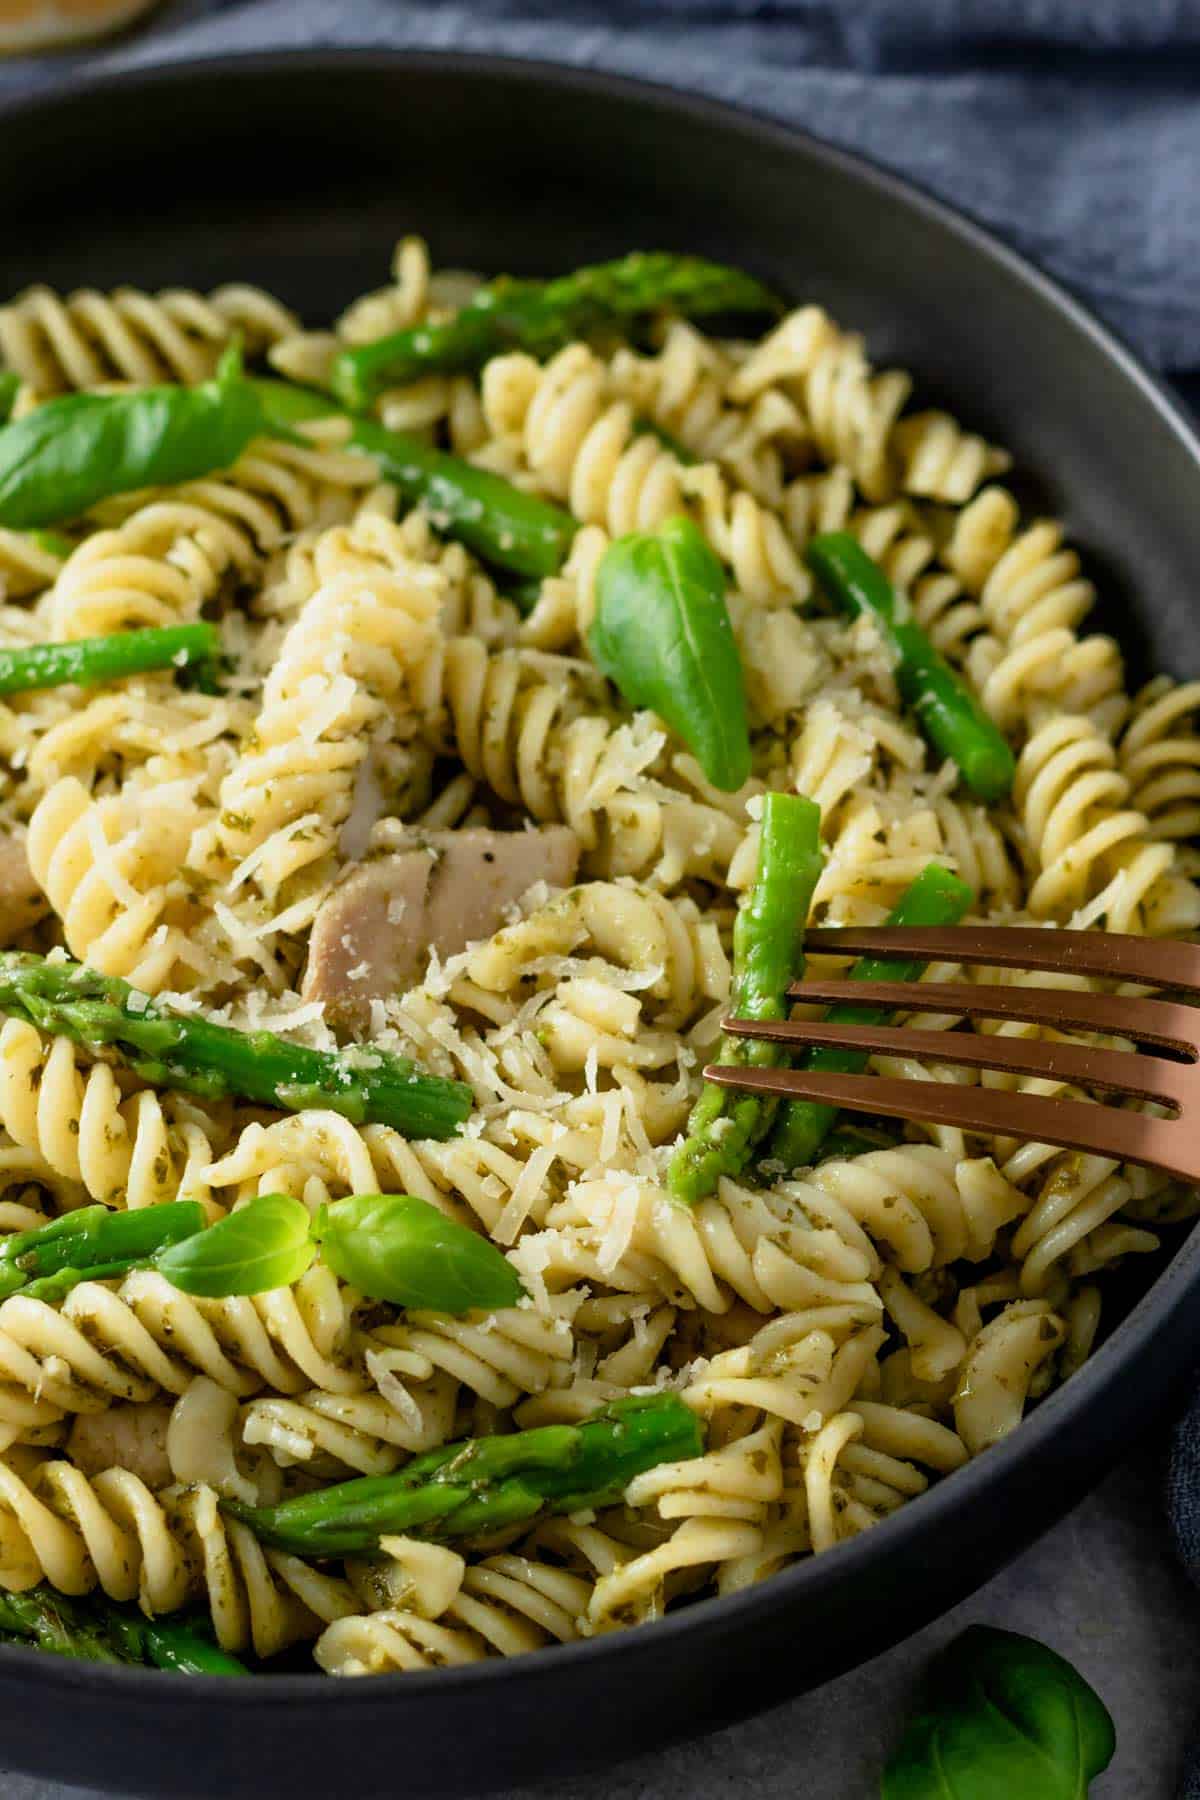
[67,1401,174,1491]
[303,826,580,1030]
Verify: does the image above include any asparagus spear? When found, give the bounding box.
[0,1588,126,1664]
[109,1611,248,1676]
[762,862,974,1175]
[667,793,823,1206]
[815,1122,901,1161]
[0,1200,206,1302]
[224,1392,703,1556]
[0,622,221,698]
[28,530,74,560]
[0,1585,247,1674]
[806,534,1016,803]
[258,381,687,587]
[330,253,783,409]
[252,380,577,580]
[0,953,472,1141]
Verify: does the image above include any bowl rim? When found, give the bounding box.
[1,42,1198,1704]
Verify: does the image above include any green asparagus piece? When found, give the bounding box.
[255,381,690,583]
[667,793,823,1206]
[225,1392,703,1556]
[107,1611,249,1676]
[352,416,577,578]
[0,1200,206,1302]
[28,530,74,560]
[0,622,221,698]
[806,534,1016,803]
[330,253,782,409]
[762,862,974,1175]
[0,1585,247,1674]
[251,379,577,580]
[0,1588,127,1663]
[815,1122,901,1161]
[0,953,473,1140]
[505,576,545,617]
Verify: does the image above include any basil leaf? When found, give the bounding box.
[589,515,751,791]
[883,1626,1116,1799]
[156,1193,315,1298]
[0,345,267,530]
[0,371,19,425]
[315,1193,523,1313]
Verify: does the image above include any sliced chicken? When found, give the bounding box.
[67,1401,174,1491]
[303,825,580,1029]
[0,831,50,943]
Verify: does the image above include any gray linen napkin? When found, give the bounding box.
[2,0,1200,371]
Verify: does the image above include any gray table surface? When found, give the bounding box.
[4,1444,1196,1800]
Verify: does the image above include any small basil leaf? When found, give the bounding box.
[882,1626,1116,1800]
[0,344,267,530]
[589,515,751,791]
[315,1193,523,1313]
[156,1193,315,1298]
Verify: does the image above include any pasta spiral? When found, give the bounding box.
[953,1300,1066,1454]
[949,507,1127,734]
[0,1018,223,1213]
[0,282,298,393]
[0,1460,355,1657]
[0,529,66,601]
[42,432,376,646]
[727,306,912,502]
[891,411,1010,505]
[203,528,442,910]
[366,1304,577,1412]
[1118,676,1200,843]
[482,346,687,536]
[315,1552,591,1673]
[610,322,800,502]
[435,637,750,887]
[0,1264,361,1422]
[26,774,208,989]
[1012,713,1196,931]
[480,344,806,606]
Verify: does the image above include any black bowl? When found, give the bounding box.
[2,50,1200,1800]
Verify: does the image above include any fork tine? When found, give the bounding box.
[801,925,1200,994]
[720,1016,1188,1102]
[701,1064,1194,1178]
[783,980,1198,1051]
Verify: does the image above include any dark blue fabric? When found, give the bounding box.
[4,0,1200,370]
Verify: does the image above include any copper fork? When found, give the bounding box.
[705,926,1200,1181]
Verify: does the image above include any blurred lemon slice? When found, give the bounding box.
[0,0,160,53]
